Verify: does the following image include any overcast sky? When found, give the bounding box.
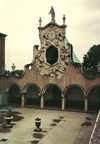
[0,0,100,71]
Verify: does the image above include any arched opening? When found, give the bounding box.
[44,85,61,108]
[25,85,40,107]
[46,45,58,65]
[65,86,85,110]
[88,86,100,111]
[9,84,21,106]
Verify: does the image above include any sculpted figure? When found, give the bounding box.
[49,6,55,22]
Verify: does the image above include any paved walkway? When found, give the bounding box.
[0,107,97,144]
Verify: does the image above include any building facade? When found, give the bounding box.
[0,14,100,112]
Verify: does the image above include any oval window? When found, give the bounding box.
[46,46,58,65]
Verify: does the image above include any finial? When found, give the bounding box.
[62,15,66,24]
[11,63,16,72]
[39,17,42,26]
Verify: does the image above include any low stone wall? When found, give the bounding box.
[89,110,100,144]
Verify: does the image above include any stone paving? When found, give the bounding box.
[0,107,97,144]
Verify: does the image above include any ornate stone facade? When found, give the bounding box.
[35,23,70,80]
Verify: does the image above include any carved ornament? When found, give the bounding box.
[36,24,69,80]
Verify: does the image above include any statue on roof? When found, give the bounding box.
[49,6,55,23]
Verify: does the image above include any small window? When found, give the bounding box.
[46,46,58,65]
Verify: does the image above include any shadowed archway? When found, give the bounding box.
[65,85,85,110]
[9,84,21,106]
[25,84,41,107]
[43,84,62,108]
[88,86,100,111]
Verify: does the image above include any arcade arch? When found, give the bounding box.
[64,85,85,110]
[4,83,21,106]
[42,84,62,108]
[24,83,41,107]
[88,85,100,111]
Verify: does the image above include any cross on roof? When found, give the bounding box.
[39,17,42,26]
[62,15,66,24]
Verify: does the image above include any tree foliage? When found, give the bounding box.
[5,70,11,75]
[14,70,23,76]
[5,69,23,76]
[82,44,100,76]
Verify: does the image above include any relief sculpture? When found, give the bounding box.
[36,23,69,80]
[36,45,70,80]
[41,26,64,47]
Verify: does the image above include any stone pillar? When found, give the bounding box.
[84,97,88,112]
[0,92,8,106]
[21,93,25,107]
[4,92,9,105]
[24,93,26,106]
[62,97,65,110]
[0,94,2,106]
[41,94,44,108]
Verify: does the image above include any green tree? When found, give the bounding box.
[14,70,23,76]
[5,70,11,76]
[82,44,100,76]
[5,69,24,76]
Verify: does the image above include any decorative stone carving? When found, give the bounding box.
[36,23,69,80]
[40,25,64,48]
[36,46,70,80]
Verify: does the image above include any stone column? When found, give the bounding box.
[62,97,65,110]
[41,94,44,108]
[4,92,9,105]
[21,93,25,107]
[0,93,5,106]
[84,97,88,112]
